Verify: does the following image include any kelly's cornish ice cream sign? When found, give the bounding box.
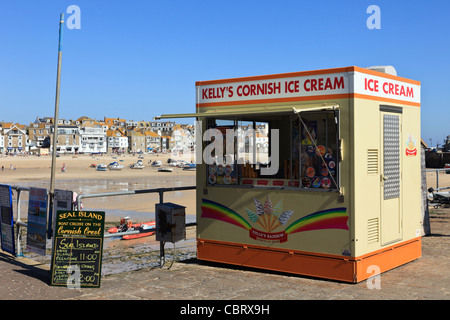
[196,67,420,107]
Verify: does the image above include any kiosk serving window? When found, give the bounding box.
[205,110,340,191]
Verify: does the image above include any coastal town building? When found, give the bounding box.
[160,135,171,152]
[150,121,175,133]
[103,117,127,130]
[171,125,195,152]
[75,116,96,127]
[0,127,4,153]
[125,120,139,130]
[107,128,128,153]
[57,119,74,125]
[125,120,175,133]
[1,115,196,155]
[127,130,146,153]
[144,130,161,152]
[51,125,81,154]
[136,121,152,130]
[28,122,52,149]
[2,123,29,153]
[34,116,54,124]
[79,125,107,154]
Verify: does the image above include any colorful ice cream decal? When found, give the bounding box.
[201,197,348,243]
[405,134,417,156]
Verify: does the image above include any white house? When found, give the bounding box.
[0,127,4,153]
[79,125,107,154]
[150,121,175,133]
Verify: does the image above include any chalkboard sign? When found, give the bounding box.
[50,210,105,288]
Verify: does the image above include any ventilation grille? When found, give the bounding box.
[383,114,400,200]
[367,149,379,174]
[367,218,379,243]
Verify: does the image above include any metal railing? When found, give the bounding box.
[76,185,197,267]
[11,185,197,258]
[76,186,197,239]
[426,168,450,192]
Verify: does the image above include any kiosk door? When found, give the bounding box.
[380,111,403,245]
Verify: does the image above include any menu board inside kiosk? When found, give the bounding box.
[205,110,339,190]
[50,210,105,288]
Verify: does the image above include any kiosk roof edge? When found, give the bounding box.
[195,66,420,87]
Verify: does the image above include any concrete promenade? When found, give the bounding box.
[1,208,448,302]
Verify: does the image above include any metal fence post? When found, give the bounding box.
[158,189,165,267]
[436,170,439,190]
[16,188,22,257]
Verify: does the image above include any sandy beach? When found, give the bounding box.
[0,153,196,222]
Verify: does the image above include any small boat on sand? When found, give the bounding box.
[158,167,173,172]
[107,217,156,240]
[96,164,107,171]
[122,227,155,240]
[130,160,145,169]
[108,162,124,170]
[183,163,196,171]
[151,160,162,167]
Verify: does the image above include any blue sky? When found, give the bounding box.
[0,1,449,146]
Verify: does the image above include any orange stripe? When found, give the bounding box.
[352,93,420,107]
[196,93,420,109]
[195,66,420,86]
[196,93,351,108]
[195,67,353,86]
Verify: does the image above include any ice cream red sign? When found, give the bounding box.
[196,66,420,107]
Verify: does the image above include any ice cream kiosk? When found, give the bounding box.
[157,66,422,283]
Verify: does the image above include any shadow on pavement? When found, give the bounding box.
[0,252,50,285]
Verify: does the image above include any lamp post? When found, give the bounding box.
[48,13,64,238]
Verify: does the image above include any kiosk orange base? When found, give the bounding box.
[197,237,421,283]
